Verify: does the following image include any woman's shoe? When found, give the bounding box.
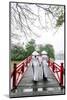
[33,80,37,84]
[43,77,47,81]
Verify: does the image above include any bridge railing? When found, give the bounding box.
[48,59,64,87]
[11,55,32,91]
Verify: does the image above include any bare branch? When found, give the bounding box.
[11,2,64,41]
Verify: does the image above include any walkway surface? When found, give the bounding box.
[10,61,65,97]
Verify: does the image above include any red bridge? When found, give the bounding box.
[10,55,65,97]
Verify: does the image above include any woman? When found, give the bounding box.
[32,51,39,83]
[41,51,48,81]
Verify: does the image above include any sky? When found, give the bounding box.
[35,24,64,54]
[11,3,64,54]
[19,24,64,54]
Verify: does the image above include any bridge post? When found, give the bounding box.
[26,58,28,67]
[28,57,30,63]
[52,62,55,72]
[48,60,50,66]
[13,63,16,91]
[60,63,63,87]
[21,63,24,73]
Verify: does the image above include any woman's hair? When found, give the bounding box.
[35,55,36,58]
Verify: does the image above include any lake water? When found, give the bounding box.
[55,60,64,64]
[55,59,64,67]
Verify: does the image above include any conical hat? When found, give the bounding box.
[32,51,39,56]
[41,50,47,54]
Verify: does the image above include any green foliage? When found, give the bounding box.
[38,45,44,53]
[38,44,55,60]
[25,39,35,56]
[44,44,55,60]
[56,12,64,27]
[11,39,35,61]
[11,39,55,61]
[11,45,27,61]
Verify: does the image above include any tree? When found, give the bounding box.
[38,44,55,59]
[11,2,64,40]
[37,44,44,53]
[11,39,35,61]
[44,44,55,60]
[11,45,26,60]
[26,39,35,56]
[56,11,64,27]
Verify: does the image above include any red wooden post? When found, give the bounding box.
[60,63,63,87]
[13,63,16,90]
[21,62,24,73]
[52,62,55,72]
[48,59,50,66]
[26,58,28,67]
[28,57,30,63]
[29,56,31,63]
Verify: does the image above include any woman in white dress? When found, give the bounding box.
[41,51,48,81]
[32,51,39,83]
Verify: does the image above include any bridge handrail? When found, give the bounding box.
[11,55,32,91]
[48,58,64,87]
[11,55,32,77]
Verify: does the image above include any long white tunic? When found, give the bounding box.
[32,56,39,81]
[38,56,42,65]
[42,55,48,78]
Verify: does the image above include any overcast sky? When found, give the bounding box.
[19,23,64,54]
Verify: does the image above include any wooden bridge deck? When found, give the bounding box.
[10,62,65,97]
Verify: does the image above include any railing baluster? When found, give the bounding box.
[26,58,28,67]
[48,59,64,88]
[60,63,63,87]
[13,63,16,91]
[21,63,24,73]
[52,62,55,72]
[11,55,33,91]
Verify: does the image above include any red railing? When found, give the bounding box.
[11,55,32,91]
[48,59,64,87]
